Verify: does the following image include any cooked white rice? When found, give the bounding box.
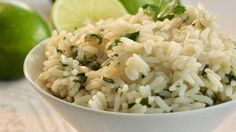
[38,5,236,113]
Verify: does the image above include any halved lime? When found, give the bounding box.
[51,0,128,32]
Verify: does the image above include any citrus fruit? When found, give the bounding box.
[51,0,127,32]
[0,2,50,80]
[119,0,154,14]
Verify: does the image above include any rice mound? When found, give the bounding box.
[39,5,236,113]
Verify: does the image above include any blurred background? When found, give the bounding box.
[0,0,236,131]
[0,0,76,131]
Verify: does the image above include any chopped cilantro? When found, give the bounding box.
[70,46,78,59]
[123,31,140,41]
[202,64,209,76]
[157,0,186,21]
[176,83,181,88]
[79,55,97,66]
[103,77,115,83]
[225,71,236,84]
[73,73,87,84]
[114,54,119,57]
[142,0,186,21]
[70,51,78,59]
[128,103,136,108]
[90,62,101,71]
[60,61,68,67]
[140,97,152,108]
[78,55,101,71]
[62,63,68,67]
[56,47,63,54]
[142,4,160,20]
[108,39,121,51]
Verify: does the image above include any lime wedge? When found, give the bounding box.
[52,0,127,32]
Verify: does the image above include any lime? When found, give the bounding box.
[51,0,127,32]
[0,2,50,80]
[119,0,154,14]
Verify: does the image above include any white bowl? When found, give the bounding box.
[24,1,236,131]
[24,39,236,132]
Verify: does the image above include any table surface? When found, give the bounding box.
[0,79,236,132]
[0,0,236,132]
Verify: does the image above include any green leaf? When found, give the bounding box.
[123,31,140,41]
[142,4,159,20]
[103,77,115,83]
[140,97,152,108]
[79,55,97,66]
[128,103,136,108]
[142,0,186,21]
[90,62,101,71]
[70,51,78,59]
[173,5,186,15]
[108,39,121,51]
[73,73,87,84]
[226,71,236,84]
[119,0,154,14]
[56,47,63,54]
[202,64,209,76]
[157,0,186,21]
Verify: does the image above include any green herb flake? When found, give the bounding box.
[62,63,68,67]
[60,61,68,67]
[142,4,160,20]
[225,71,236,84]
[103,77,115,83]
[202,64,209,76]
[128,103,136,108]
[123,31,140,41]
[71,51,78,59]
[73,73,87,84]
[79,55,97,66]
[86,33,103,45]
[108,39,121,51]
[56,47,63,54]
[70,45,77,50]
[140,97,152,108]
[142,0,186,21]
[157,0,186,21]
[176,83,181,88]
[90,62,101,71]
[114,54,119,57]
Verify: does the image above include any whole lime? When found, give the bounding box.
[0,2,50,80]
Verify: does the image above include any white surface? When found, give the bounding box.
[0,80,76,132]
[1,0,236,132]
[0,79,236,132]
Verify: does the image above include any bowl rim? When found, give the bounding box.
[24,39,236,117]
